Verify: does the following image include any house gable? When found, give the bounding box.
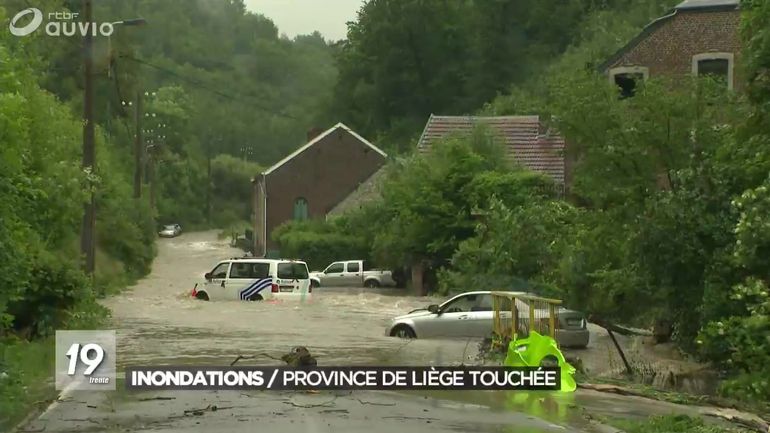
[255,123,387,253]
[264,123,387,176]
[600,0,741,88]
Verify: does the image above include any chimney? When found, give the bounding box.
[307,127,324,142]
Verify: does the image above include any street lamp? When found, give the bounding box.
[102,17,147,201]
[107,18,147,78]
[113,18,147,27]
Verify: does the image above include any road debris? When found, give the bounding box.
[703,409,770,433]
[180,404,235,416]
[281,346,317,367]
[284,396,337,408]
[356,399,396,406]
[230,353,282,366]
[138,396,176,402]
[230,346,318,367]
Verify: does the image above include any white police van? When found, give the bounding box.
[192,258,311,301]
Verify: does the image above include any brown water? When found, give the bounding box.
[104,231,475,369]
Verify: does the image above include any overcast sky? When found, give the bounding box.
[243,0,365,41]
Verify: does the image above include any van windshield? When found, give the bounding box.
[278,262,309,279]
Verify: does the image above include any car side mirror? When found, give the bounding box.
[427,304,439,314]
[204,272,212,280]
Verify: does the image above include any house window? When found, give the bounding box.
[608,66,649,99]
[692,53,734,90]
[293,197,308,220]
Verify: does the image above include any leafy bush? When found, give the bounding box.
[6,252,91,338]
[97,181,157,279]
[439,199,578,295]
[156,157,207,227]
[0,25,153,335]
[272,219,369,271]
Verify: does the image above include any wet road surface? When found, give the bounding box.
[20,231,708,433]
[105,232,474,368]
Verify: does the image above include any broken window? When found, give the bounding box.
[614,73,644,99]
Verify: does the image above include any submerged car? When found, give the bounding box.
[158,224,182,238]
[385,290,589,348]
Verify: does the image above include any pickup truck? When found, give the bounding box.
[309,260,396,288]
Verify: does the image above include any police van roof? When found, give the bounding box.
[228,257,305,263]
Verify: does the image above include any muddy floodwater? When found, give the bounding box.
[22,231,724,433]
[105,231,472,368]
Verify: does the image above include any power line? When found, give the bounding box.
[110,60,136,140]
[117,55,301,120]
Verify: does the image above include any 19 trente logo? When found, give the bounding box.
[9,8,115,37]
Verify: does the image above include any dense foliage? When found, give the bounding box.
[0,8,145,338]
[3,0,338,229]
[332,0,677,150]
[275,0,770,402]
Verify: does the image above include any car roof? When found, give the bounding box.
[447,290,527,297]
[224,258,307,264]
[442,290,579,313]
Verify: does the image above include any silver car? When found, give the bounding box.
[158,224,182,238]
[385,291,589,348]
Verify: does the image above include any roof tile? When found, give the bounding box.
[417,115,566,184]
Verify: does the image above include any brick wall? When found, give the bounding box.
[260,127,386,250]
[606,9,742,88]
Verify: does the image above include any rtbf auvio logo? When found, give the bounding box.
[9,7,115,37]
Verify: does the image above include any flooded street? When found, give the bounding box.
[105,231,473,368]
[22,231,719,433]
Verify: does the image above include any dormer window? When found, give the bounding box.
[692,53,734,90]
[608,66,649,99]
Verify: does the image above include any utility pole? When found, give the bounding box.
[206,139,212,224]
[80,0,96,275]
[133,87,143,198]
[148,150,156,209]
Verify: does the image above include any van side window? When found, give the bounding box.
[210,262,230,279]
[278,262,309,279]
[347,262,360,272]
[230,262,270,279]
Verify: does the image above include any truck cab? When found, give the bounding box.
[309,260,396,288]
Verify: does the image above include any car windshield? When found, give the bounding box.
[164,225,175,230]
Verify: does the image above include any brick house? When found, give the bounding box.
[600,0,741,96]
[417,115,568,189]
[252,123,387,257]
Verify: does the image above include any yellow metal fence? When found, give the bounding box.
[491,291,562,343]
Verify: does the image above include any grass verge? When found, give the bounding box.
[0,337,57,430]
[582,376,770,418]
